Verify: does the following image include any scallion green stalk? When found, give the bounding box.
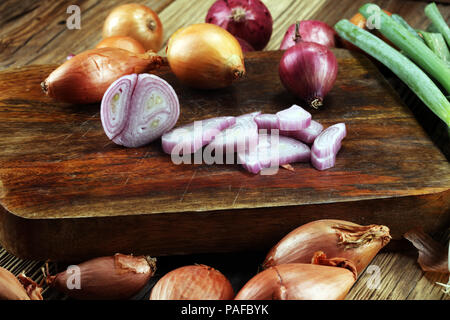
[334,19,450,126]
[359,3,450,94]
[425,3,450,48]
[417,30,450,66]
[391,14,424,42]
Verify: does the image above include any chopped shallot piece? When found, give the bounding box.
[276,104,311,131]
[281,120,324,144]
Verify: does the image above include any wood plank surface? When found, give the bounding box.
[0,0,449,300]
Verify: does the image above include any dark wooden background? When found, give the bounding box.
[0,0,449,300]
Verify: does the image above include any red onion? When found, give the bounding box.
[280,20,336,50]
[281,120,323,144]
[101,73,180,148]
[279,42,338,109]
[206,0,273,50]
[238,134,310,174]
[208,111,261,153]
[161,116,236,155]
[235,36,255,52]
[311,123,346,171]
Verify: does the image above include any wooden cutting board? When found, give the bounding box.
[0,50,448,261]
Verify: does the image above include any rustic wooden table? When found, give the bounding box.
[0,0,449,300]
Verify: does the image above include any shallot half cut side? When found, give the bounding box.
[101,73,180,148]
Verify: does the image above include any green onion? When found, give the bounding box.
[334,19,450,126]
[417,30,450,66]
[425,3,450,48]
[391,14,424,42]
[426,23,440,34]
[359,4,450,94]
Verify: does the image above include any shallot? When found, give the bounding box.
[42,48,165,104]
[280,20,336,50]
[235,252,357,300]
[281,120,323,144]
[279,42,338,109]
[206,0,273,50]
[150,265,234,300]
[96,36,146,54]
[101,73,180,148]
[311,123,346,170]
[46,253,156,300]
[263,219,391,275]
[0,268,42,300]
[238,134,311,174]
[207,111,261,154]
[162,116,236,155]
[276,104,311,131]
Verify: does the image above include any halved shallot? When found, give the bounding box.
[207,112,261,154]
[238,133,311,174]
[101,73,180,148]
[161,116,236,155]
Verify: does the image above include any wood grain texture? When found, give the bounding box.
[0,0,449,300]
[0,50,448,261]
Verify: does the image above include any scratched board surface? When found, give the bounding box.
[0,50,448,261]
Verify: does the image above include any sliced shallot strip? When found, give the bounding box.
[254,114,279,130]
[281,120,324,144]
[311,123,346,158]
[238,134,311,174]
[208,111,261,153]
[276,104,311,131]
[311,149,336,171]
[161,116,236,155]
[101,73,180,148]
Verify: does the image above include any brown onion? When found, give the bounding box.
[150,264,234,300]
[103,3,163,52]
[236,252,357,300]
[46,253,156,300]
[167,23,245,89]
[263,219,391,275]
[96,36,146,54]
[41,47,165,104]
[0,267,42,300]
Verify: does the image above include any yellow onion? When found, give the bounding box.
[41,47,165,104]
[103,3,163,52]
[263,219,391,275]
[235,252,357,300]
[46,253,156,300]
[0,267,42,300]
[167,23,245,89]
[150,264,234,300]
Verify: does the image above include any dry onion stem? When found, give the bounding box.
[263,219,391,275]
[0,267,43,300]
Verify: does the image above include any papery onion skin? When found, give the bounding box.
[0,267,31,300]
[42,48,165,104]
[280,20,336,50]
[103,3,163,52]
[17,273,43,300]
[101,73,180,148]
[150,265,235,300]
[206,0,273,50]
[235,258,356,300]
[46,254,156,300]
[167,23,245,89]
[96,36,146,54]
[279,42,338,109]
[263,220,391,275]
